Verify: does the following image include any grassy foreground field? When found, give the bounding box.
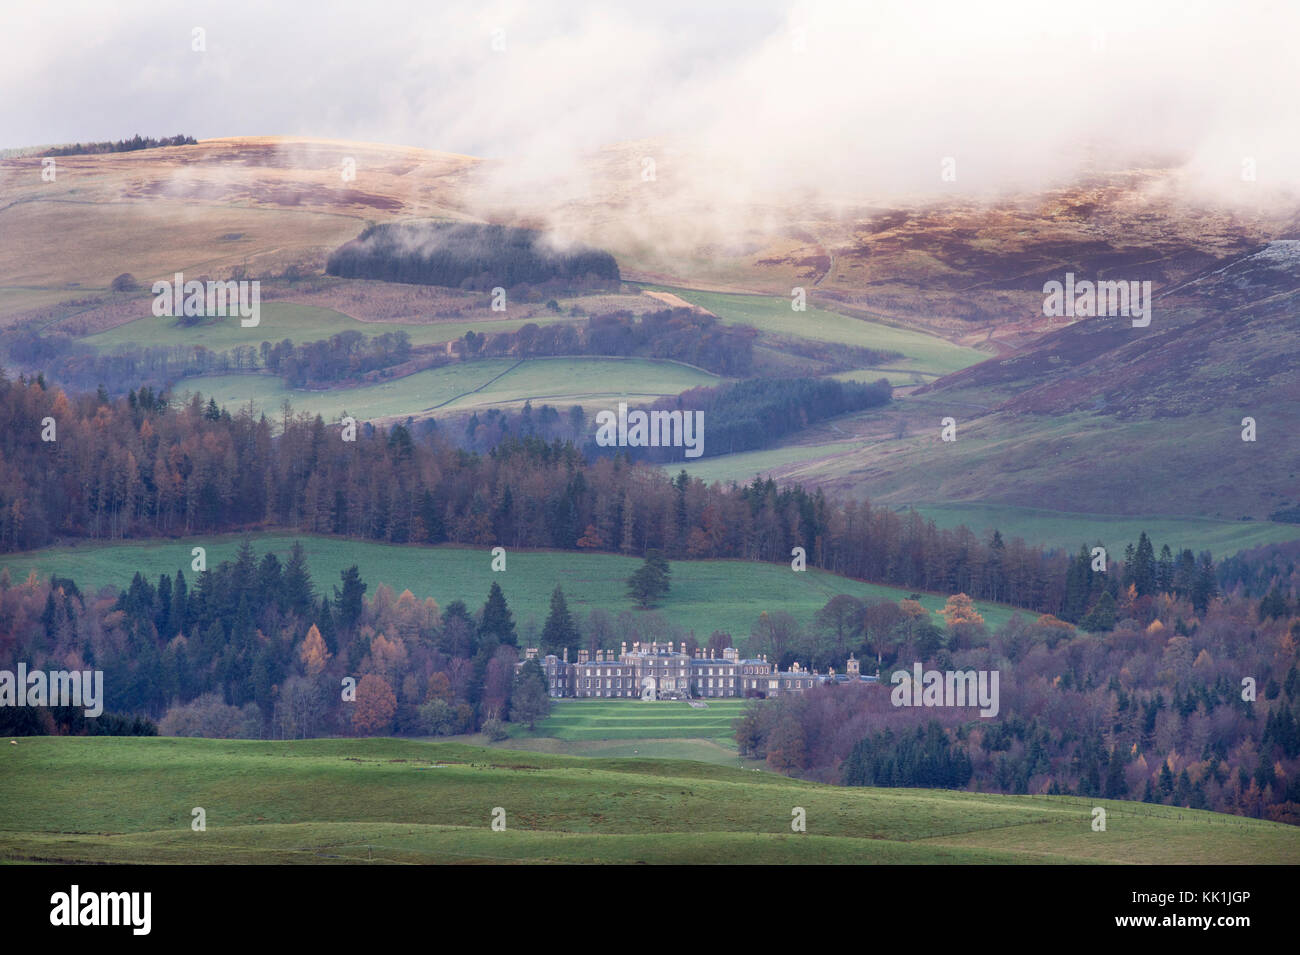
[1,737,1293,864]
[0,533,1019,641]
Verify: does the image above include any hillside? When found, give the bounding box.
[5,136,1300,556]
[1,737,1293,864]
[0,533,1019,640]
[678,239,1300,537]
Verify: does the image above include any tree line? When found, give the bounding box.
[261,330,414,388]
[0,375,1212,619]
[460,307,761,377]
[592,377,893,462]
[44,134,197,157]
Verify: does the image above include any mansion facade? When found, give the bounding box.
[519,640,874,700]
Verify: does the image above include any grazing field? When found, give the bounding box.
[638,283,988,377]
[180,356,721,423]
[0,533,1019,641]
[1,737,1293,864]
[675,443,1300,559]
[524,699,749,741]
[81,301,576,352]
[676,440,862,486]
[910,503,1300,561]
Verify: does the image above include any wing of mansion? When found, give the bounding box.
[520,641,877,699]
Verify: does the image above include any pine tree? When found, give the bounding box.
[282,541,315,618]
[540,586,578,657]
[1158,761,1175,798]
[317,597,338,654]
[479,581,517,646]
[333,565,367,633]
[1192,552,1217,615]
[1157,544,1174,594]
[1259,587,1288,621]
[1133,532,1156,596]
[1080,591,1117,632]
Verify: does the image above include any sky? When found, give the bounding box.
[3,0,1299,196]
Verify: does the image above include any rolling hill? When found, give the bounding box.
[2,737,1294,864]
[0,533,1020,642]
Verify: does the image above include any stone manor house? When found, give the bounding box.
[519,640,875,699]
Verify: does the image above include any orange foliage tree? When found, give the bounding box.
[298,624,331,678]
[940,593,984,628]
[351,674,396,735]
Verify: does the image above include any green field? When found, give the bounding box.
[674,412,1300,559]
[639,283,987,377]
[1,737,1293,864]
[911,503,1300,561]
[180,356,721,423]
[83,302,576,352]
[526,699,749,741]
[676,440,859,486]
[0,533,1019,641]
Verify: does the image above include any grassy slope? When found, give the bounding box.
[0,533,1019,638]
[677,441,862,486]
[1,737,1292,864]
[911,503,1300,561]
[180,356,721,423]
[83,302,575,351]
[674,417,1300,559]
[639,283,987,377]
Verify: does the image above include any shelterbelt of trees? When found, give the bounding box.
[461,307,761,376]
[1,375,1061,612]
[326,221,620,291]
[449,376,893,462]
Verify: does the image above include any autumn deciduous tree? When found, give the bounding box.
[425,671,453,703]
[298,624,331,678]
[766,716,806,776]
[351,673,396,735]
[940,593,984,628]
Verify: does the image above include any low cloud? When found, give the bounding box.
[4,0,1298,213]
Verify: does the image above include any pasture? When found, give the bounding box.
[179,355,721,423]
[0,737,1293,864]
[0,533,1021,643]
